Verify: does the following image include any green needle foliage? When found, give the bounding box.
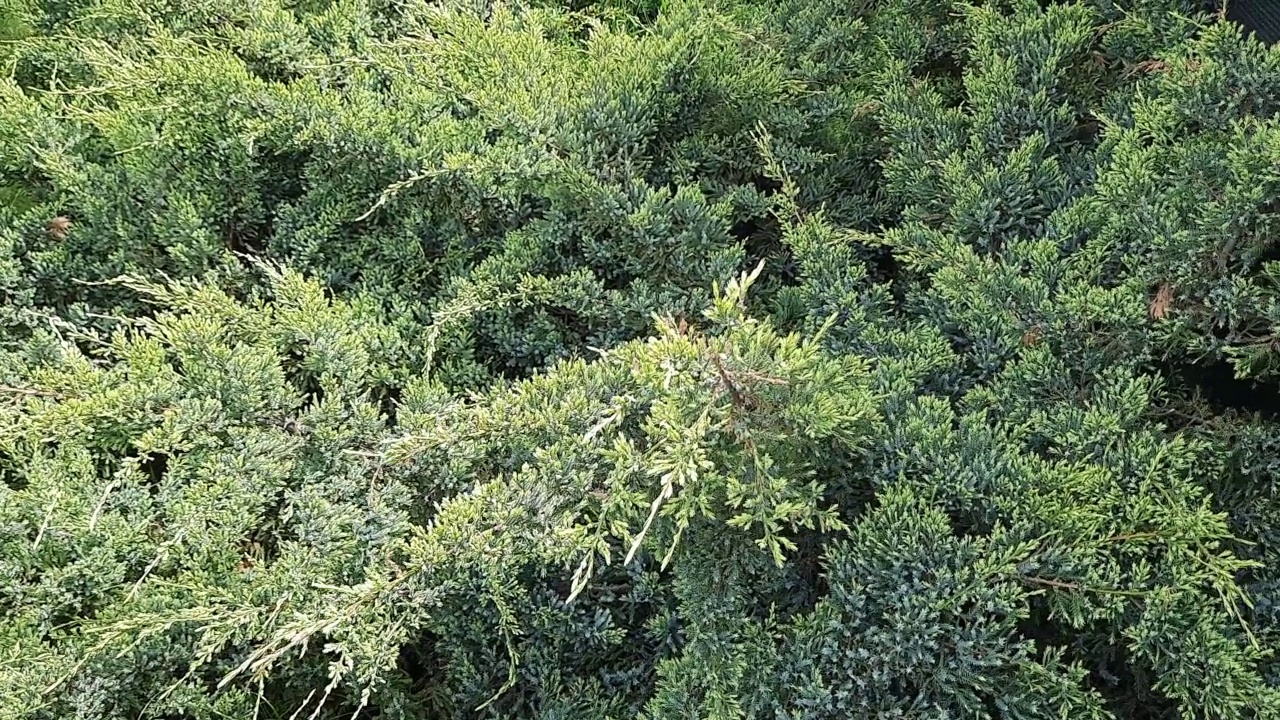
[2,0,1280,718]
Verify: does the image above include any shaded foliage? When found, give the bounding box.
[2,0,1280,719]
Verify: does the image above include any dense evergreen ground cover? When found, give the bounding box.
[3,0,1280,717]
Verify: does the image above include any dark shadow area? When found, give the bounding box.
[1161,356,1280,421]
[1228,0,1280,46]
[139,451,169,489]
[1018,599,1180,720]
[395,636,445,710]
[0,448,24,491]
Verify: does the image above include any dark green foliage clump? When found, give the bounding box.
[2,0,1280,718]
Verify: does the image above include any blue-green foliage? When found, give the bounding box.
[2,0,1280,719]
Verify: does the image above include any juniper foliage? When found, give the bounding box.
[2,0,1280,719]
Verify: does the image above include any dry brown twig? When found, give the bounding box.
[46,216,72,240]
[1150,283,1173,320]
